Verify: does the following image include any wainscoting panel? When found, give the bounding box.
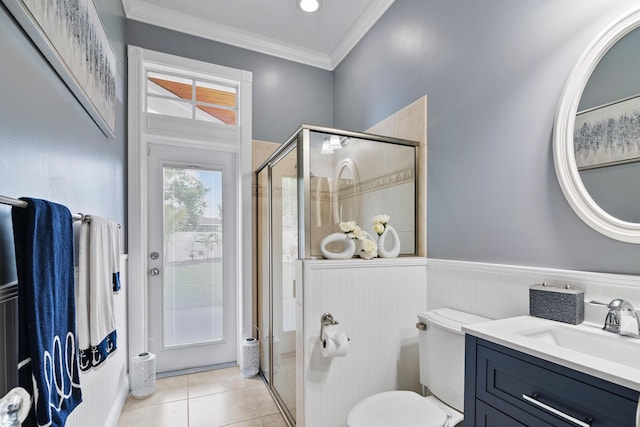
[297,257,428,427]
[427,259,640,325]
[66,255,129,427]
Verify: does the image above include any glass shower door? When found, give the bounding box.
[270,146,298,422]
[257,145,298,424]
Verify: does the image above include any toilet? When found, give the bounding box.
[347,308,490,427]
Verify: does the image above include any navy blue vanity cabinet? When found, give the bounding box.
[475,400,529,427]
[464,335,640,427]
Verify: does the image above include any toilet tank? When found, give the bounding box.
[417,308,489,412]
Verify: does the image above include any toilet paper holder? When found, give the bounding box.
[320,312,350,347]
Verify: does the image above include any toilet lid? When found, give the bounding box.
[347,391,448,427]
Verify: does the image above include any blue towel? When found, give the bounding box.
[12,198,82,427]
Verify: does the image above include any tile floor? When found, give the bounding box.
[117,366,289,427]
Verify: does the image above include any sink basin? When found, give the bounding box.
[516,324,640,370]
[463,316,640,392]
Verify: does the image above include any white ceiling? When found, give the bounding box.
[122,0,395,70]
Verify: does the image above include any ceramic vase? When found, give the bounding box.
[377,225,400,258]
[319,232,356,259]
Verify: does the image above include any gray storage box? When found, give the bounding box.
[529,283,584,325]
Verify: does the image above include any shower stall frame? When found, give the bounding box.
[255,124,419,425]
[257,124,419,259]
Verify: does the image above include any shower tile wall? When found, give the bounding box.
[367,96,427,256]
[252,139,280,336]
[308,133,418,256]
[357,173,416,253]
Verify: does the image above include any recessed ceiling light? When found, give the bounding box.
[297,0,321,13]
[327,135,343,150]
[321,139,334,155]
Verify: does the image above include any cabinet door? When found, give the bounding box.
[476,400,536,427]
[476,342,638,426]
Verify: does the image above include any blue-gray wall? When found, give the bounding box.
[0,1,127,286]
[333,0,640,274]
[126,20,334,144]
[0,0,126,396]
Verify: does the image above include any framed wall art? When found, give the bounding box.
[3,0,116,138]
[574,94,640,170]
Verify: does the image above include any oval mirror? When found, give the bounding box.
[333,159,359,224]
[554,6,640,243]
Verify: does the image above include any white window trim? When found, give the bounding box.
[127,45,253,362]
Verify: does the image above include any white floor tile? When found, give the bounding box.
[117,368,289,427]
[188,388,260,427]
[117,400,188,427]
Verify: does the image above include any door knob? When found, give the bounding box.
[149,268,160,276]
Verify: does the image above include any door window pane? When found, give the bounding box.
[163,166,223,347]
[147,97,192,119]
[146,71,238,125]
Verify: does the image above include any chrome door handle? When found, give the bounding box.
[149,268,160,276]
[522,393,591,427]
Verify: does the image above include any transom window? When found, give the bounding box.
[145,69,238,125]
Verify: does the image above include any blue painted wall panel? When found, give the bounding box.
[333,0,640,274]
[0,0,127,397]
[0,0,127,285]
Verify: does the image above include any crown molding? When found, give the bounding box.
[123,0,395,70]
[329,0,395,68]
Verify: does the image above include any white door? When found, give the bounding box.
[147,142,237,373]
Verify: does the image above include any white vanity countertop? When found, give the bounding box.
[463,315,640,392]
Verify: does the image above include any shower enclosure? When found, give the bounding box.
[256,125,418,424]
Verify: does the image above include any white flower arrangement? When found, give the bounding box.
[359,237,378,259]
[339,221,363,240]
[339,221,357,234]
[373,214,390,236]
[338,221,378,259]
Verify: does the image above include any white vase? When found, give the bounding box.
[319,232,356,259]
[377,225,401,258]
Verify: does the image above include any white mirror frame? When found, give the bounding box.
[554,6,640,243]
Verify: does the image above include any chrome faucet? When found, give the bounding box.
[591,299,640,338]
[0,387,30,427]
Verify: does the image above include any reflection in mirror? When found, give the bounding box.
[333,159,359,224]
[554,6,640,242]
[575,26,640,223]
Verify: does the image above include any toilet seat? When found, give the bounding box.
[347,391,453,427]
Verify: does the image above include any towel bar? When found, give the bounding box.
[0,194,120,227]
